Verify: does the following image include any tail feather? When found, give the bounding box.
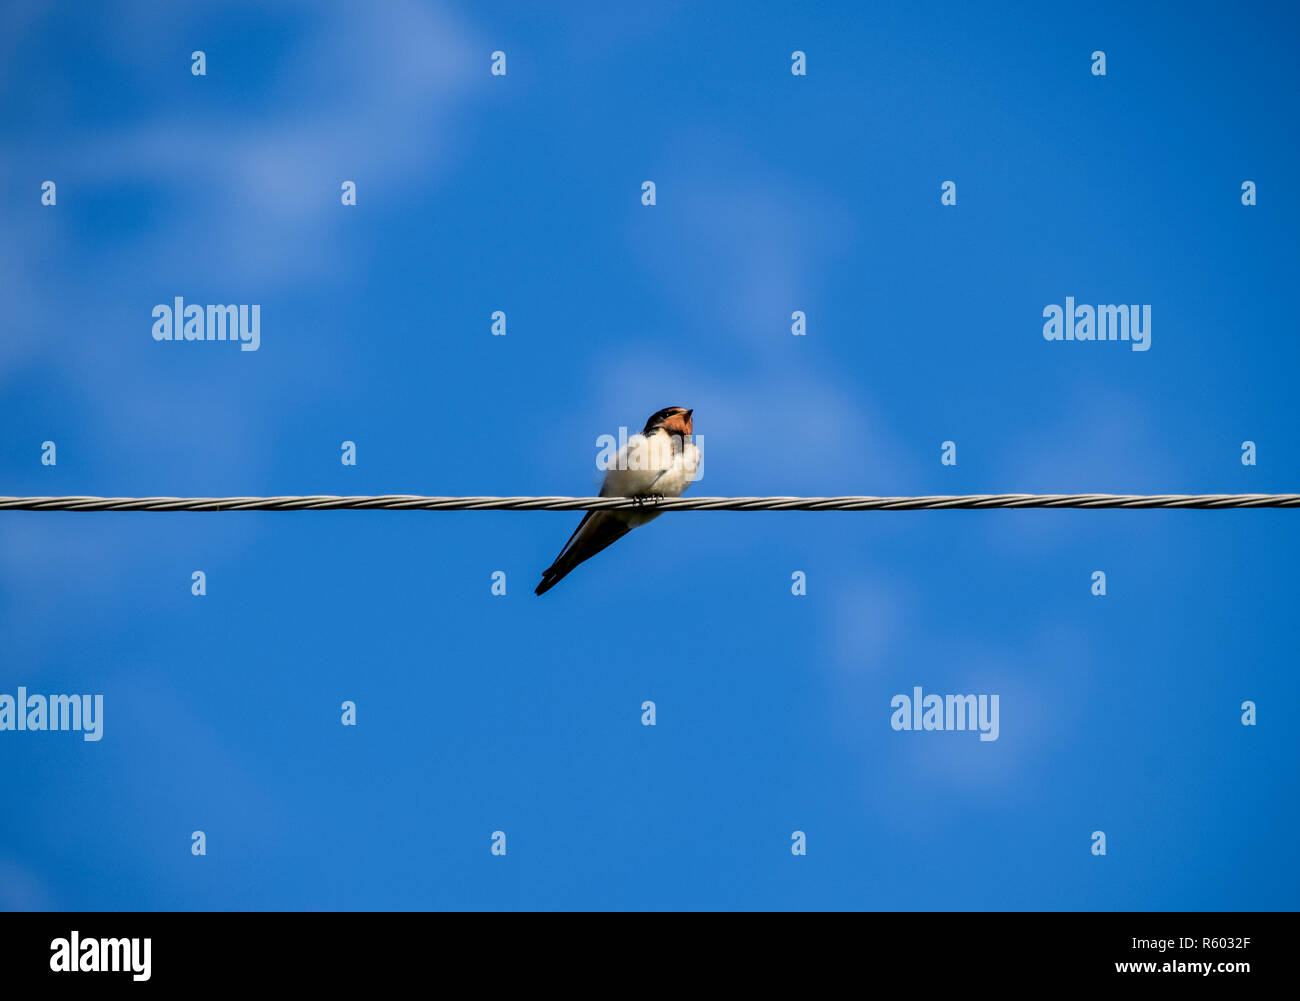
[535,511,633,595]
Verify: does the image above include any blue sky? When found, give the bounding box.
[1,0,1297,910]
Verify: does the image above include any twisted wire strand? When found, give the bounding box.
[1,494,1298,512]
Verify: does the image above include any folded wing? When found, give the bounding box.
[534,510,634,595]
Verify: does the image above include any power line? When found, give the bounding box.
[1,494,1298,512]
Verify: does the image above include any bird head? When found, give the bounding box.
[643,406,693,437]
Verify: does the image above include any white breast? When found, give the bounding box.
[652,441,701,497]
[601,434,700,499]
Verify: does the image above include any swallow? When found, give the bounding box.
[535,406,700,595]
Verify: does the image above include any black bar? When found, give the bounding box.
[0,911,1281,987]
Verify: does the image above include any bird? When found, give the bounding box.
[535,406,700,595]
